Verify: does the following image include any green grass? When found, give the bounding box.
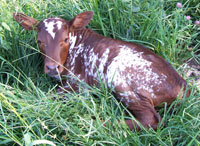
[0,0,200,145]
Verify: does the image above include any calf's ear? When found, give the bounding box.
[70,11,93,30]
[13,13,39,31]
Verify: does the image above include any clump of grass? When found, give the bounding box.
[0,0,200,145]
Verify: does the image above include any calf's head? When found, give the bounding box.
[13,11,93,78]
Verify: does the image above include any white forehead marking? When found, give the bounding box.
[43,18,63,39]
[56,21,62,30]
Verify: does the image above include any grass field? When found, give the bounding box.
[0,0,200,145]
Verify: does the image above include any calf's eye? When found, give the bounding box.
[64,38,68,43]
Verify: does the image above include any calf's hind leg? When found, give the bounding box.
[127,101,161,130]
[116,92,161,130]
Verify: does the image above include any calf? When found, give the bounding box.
[13,11,190,130]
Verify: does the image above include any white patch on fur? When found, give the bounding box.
[98,48,110,81]
[69,33,77,52]
[43,18,63,39]
[84,46,92,75]
[83,47,110,82]
[85,48,99,77]
[107,45,167,99]
[70,43,84,71]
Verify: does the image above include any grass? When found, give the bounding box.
[0,0,200,145]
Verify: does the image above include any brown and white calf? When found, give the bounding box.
[13,11,190,130]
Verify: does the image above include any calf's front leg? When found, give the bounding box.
[56,80,80,94]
